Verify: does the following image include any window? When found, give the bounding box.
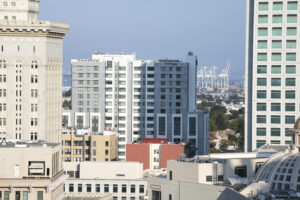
[271,115,281,124]
[257,115,266,123]
[95,184,100,192]
[139,185,144,193]
[37,192,43,200]
[271,65,281,74]
[258,2,268,10]
[23,191,28,200]
[173,117,181,136]
[286,90,295,99]
[206,176,213,182]
[273,14,282,23]
[271,128,280,136]
[286,116,295,124]
[258,28,268,36]
[271,103,281,111]
[122,184,127,193]
[286,128,292,137]
[272,40,282,48]
[257,65,267,73]
[287,27,297,36]
[257,128,266,136]
[169,194,172,200]
[189,117,196,136]
[286,53,296,61]
[235,166,247,178]
[286,103,295,111]
[4,192,9,200]
[271,140,280,144]
[271,90,281,99]
[257,53,267,61]
[78,184,82,192]
[258,40,267,49]
[272,53,281,61]
[288,1,298,10]
[287,14,297,23]
[273,2,283,10]
[130,185,135,193]
[104,184,109,193]
[286,65,296,74]
[257,78,267,86]
[158,116,166,136]
[258,15,268,23]
[286,78,296,86]
[257,103,266,111]
[113,184,118,193]
[105,150,109,155]
[272,27,282,36]
[286,40,296,49]
[271,78,281,86]
[257,90,267,98]
[86,184,91,192]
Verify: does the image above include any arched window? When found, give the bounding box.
[31,60,38,69]
[0,60,6,68]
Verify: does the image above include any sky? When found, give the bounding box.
[39,0,246,80]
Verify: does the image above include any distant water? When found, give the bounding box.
[63,75,72,87]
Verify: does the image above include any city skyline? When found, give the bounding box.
[39,0,246,80]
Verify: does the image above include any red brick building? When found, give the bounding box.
[126,140,184,170]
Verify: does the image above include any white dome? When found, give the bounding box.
[254,148,300,192]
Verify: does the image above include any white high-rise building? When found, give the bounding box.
[0,0,69,142]
[245,0,299,151]
[68,52,209,160]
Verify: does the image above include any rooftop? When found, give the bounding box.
[0,140,60,148]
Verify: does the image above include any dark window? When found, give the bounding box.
[130,185,135,193]
[96,184,100,192]
[235,166,247,178]
[169,171,172,180]
[86,184,91,192]
[206,176,213,182]
[139,185,144,193]
[169,194,172,200]
[113,184,118,193]
[104,184,109,193]
[78,184,82,192]
[122,184,127,193]
[105,141,109,146]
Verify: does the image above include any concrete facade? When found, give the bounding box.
[69,52,209,160]
[245,0,300,151]
[0,140,66,200]
[62,127,118,162]
[64,162,147,200]
[0,0,69,142]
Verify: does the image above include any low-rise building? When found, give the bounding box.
[62,128,118,162]
[126,139,185,170]
[64,162,147,200]
[0,140,66,200]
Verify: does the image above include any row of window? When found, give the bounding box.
[0,191,43,200]
[78,80,98,85]
[258,14,297,24]
[78,73,99,78]
[257,115,295,124]
[257,65,296,74]
[257,52,297,62]
[257,40,297,49]
[257,90,295,99]
[258,27,296,36]
[0,60,39,69]
[256,140,291,148]
[258,1,298,11]
[257,102,296,112]
[78,87,99,92]
[256,127,292,137]
[257,77,296,86]
[67,183,145,194]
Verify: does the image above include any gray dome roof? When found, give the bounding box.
[254,148,300,192]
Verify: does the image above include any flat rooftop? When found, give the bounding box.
[0,140,60,148]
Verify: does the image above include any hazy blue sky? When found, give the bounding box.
[39,0,246,80]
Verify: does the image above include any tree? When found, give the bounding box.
[219,139,229,152]
[63,100,71,109]
[215,113,227,130]
[209,119,218,132]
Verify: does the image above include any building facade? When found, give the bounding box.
[69,52,209,160]
[245,0,299,151]
[62,127,118,162]
[64,162,147,200]
[0,0,69,142]
[126,141,185,170]
[0,140,66,200]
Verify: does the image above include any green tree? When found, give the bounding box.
[209,119,218,132]
[215,113,227,130]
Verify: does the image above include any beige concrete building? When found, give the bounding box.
[0,0,69,143]
[0,140,66,200]
[62,128,117,162]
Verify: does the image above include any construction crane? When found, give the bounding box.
[197,61,231,92]
[217,61,231,90]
